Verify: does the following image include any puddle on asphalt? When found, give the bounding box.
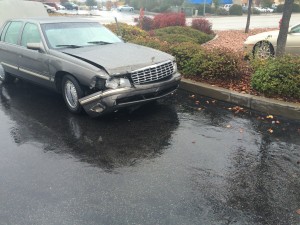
[0,82,299,225]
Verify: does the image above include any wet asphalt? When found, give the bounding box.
[0,80,299,225]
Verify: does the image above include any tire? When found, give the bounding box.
[253,41,274,59]
[0,65,15,83]
[62,75,84,114]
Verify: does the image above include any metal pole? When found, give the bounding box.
[203,0,206,16]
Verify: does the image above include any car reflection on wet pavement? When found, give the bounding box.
[0,81,299,225]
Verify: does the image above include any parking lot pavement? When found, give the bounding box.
[0,81,299,225]
[65,10,300,29]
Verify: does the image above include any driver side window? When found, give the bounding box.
[21,23,41,47]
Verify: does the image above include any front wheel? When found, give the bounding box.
[62,75,84,114]
[253,41,274,59]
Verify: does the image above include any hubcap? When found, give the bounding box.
[256,43,272,59]
[64,80,78,109]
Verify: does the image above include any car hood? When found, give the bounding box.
[62,42,174,75]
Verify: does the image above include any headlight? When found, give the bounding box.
[173,61,177,73]
[105,77,131,89]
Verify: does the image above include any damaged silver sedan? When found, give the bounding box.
[0,18,181,117]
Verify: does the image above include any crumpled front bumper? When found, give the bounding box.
[79,73,181,117]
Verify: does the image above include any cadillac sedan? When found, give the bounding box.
[0,18,181,117]
[243,23,300,58]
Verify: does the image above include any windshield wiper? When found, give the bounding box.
[56,44,83,48]
[87,41,112,45]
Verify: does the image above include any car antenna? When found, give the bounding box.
[114,17,123,39]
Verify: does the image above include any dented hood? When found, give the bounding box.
[62,42,174,75]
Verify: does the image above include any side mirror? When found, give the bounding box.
[27,42,45,53]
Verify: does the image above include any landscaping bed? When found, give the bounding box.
[105,14,300,104]
[201,29,300,103]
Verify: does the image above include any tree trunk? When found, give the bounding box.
[245,0,252,33]
[276,0,294,57]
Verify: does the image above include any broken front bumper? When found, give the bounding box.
[79,73,181,117]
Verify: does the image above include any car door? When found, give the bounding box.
[17,22,52,87]
[0,21,23,76]
[285,24,300,55]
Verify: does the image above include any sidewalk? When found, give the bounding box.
[180,78,300,120]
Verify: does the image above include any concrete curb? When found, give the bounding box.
[180,78,300,120]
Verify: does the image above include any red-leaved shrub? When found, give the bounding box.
[140,16,154,31]
[191,18,213,35]
[153,13,186,29]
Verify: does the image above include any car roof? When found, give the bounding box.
[8,17,99,24]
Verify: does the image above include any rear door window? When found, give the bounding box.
[3,21,23,45]
[0,22,11,41]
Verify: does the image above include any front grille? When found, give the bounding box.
[131,61,173,85]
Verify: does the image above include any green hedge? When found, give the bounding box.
[183,48,245,80]
[154,26,213,45]
[168,42,204,71]
[229,4,243,15]
[251,56,300,98]
[276,3,300,13]
[105,23,148,42]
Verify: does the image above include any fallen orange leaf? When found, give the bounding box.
[268,128,273,133]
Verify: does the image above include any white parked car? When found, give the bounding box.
[117,5,134,12]
[44,4,56,13]
[57,4,66,10]
[254,7,266,12]
[244,23,300,58]
[263,7,274,13]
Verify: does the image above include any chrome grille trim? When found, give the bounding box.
[131,61,173,85]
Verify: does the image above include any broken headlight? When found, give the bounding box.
[105,77,131,89]
[173,61,177,74]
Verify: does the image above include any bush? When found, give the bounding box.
[152,13,186,29]
[168,42,204,71]
[130,36,170,53]
[215,8,229,15]
[251,56,300,98]
[183,48,245,80]
[252,7,261,14]
[155,34,199,44]
[196,4,213,15]
[105,23,148,42]
[276,3,300,13]
[275,4,283,13]
[229,4,243,15]
[154,26,213,45]
[191,18,213,35]
[139,16,154,31]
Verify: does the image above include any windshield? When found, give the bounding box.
[41,22,122,49]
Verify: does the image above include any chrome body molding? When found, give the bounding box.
[1,62,18,70]
[19,68,51,81]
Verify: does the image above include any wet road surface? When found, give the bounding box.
[0,81,299,225]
